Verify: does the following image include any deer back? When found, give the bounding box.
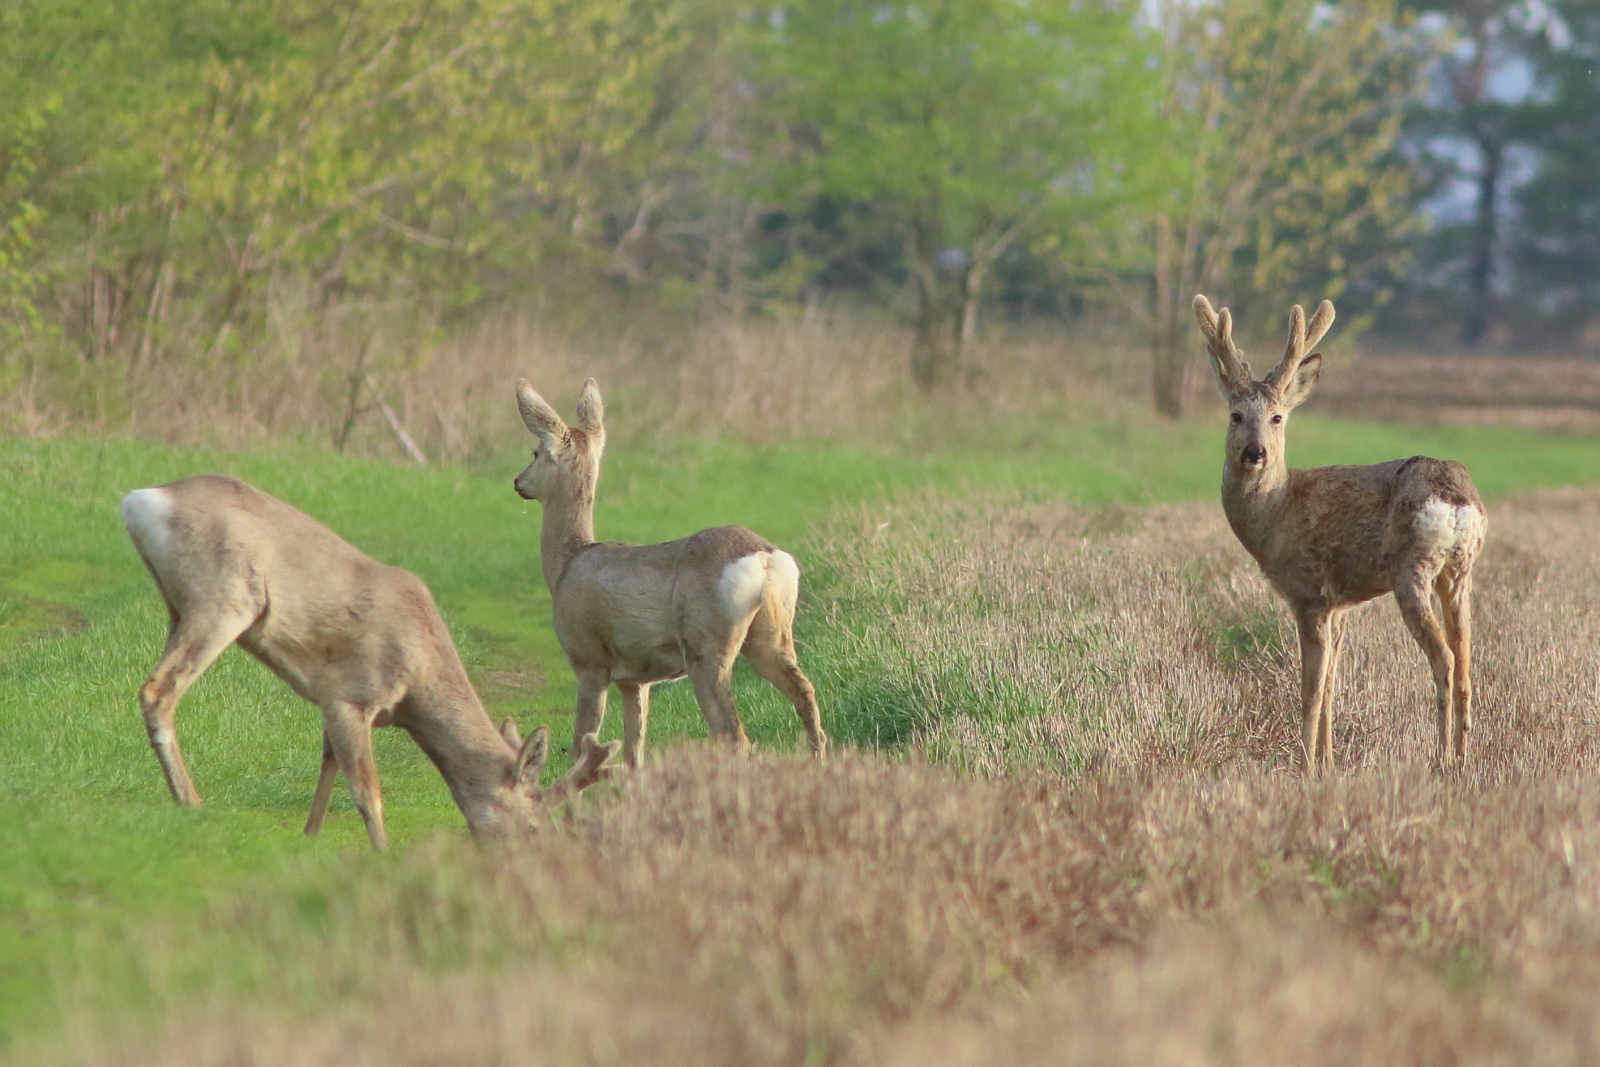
[1230,458,1484,610]
[552,525,784,678]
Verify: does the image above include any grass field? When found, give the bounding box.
[6,404,1600,1062]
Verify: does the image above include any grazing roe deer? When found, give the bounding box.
[1193,296,1487,772]
[513,378,827,768]
[122,475,618,850]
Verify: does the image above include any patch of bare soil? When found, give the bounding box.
[1314,351,1600,431]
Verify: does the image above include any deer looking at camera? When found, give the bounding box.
[1193,296,1487,772]
[513,378,827,769]
[122,475,618,850]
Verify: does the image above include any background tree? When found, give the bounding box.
[1396,0,1550,347]
[1118,0,1429,417]
[1511,0,1600,336]
[758,0,1161,389]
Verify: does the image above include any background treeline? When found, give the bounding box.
[0,0,1594,432]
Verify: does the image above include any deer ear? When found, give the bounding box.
[573,378,605,459]
[1279,352,1322,408]
[500,716,522,751]
[574,378,604,437]
[514,724,550,790]
[517,380,566,441]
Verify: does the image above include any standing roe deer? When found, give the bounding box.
[122,475,618,850]
[513,378,827,768]
[1193,295,1487,772]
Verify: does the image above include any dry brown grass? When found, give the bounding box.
[1,299,1146,457]
[27,488,1600,1066]
[812,488,1600,782]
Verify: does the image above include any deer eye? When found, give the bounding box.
[1270,414,1283,425]
[1230,412,1243,424]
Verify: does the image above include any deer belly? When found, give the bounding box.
[610,644,688,684]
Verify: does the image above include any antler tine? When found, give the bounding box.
[536,732,619,810]
[1267,300,1335,386]
[1304,299,1336,352]
[1194,294,1252,390]
[1284,304,1307,362]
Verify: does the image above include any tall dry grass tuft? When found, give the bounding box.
[2,293,1147,457]
[51,746,1600,1066]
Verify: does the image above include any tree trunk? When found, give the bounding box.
[1463,135,1502,348]
[1151,215,1186,418]
[910,286,954,390]
[908,249,955,391]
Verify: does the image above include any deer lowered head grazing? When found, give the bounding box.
[513,377,827,768]
[1193,295,1487,773]
[122,475,618,850]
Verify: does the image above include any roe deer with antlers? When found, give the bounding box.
[1193,296,1487,772]
[513,378,827,768]
[122,475,618,850]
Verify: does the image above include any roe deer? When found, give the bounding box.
[122,475,618,850]
[513,378,827,768]
[1193,296,1487,772]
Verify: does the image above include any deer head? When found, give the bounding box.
[1194,295,1335,474]
[513,378,606,503]
[469,721,619,841]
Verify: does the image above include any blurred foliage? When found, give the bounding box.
[3,0,1594,418]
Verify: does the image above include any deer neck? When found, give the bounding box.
[1221,458,1291,559]
[539,484,597,594]
[403,656,519,837]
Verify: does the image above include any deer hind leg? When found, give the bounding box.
[1294,610,1336,775]
[688,641,751,754]
[321,701,387,851]
[304,731,338,837]
[138,607,256,807]
[618,682,651,770]
[742,610,827,759]
[1437,568,1474,762]
[1395,570,1455,765]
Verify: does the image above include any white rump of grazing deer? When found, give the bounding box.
[513,378,827,768]
[1193,295,1487,772]
[121,475,619,850]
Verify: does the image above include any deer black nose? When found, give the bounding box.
[1241,444,1267,465]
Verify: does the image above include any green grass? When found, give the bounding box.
[2,409,1599,1049]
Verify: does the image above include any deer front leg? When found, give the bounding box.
[1294,609,1335,775]
[618,682,650,770]
[572,669,611,757]
[304,731,338,837]
[322,702,387,852]
[1318,613,1346,769]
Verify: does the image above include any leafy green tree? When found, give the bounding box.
[1120,0,1429,416]
[1512,1,1600,335]
[759,0,1161,389]
[1397,0,1551,346]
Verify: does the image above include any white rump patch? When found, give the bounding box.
[121,487,178,571]
[718,550,800,620]
[1413,497,1485,555]
[766,550,800,616]
[718,554,769,619]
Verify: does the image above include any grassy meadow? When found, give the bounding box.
[7,351,1600,1062]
